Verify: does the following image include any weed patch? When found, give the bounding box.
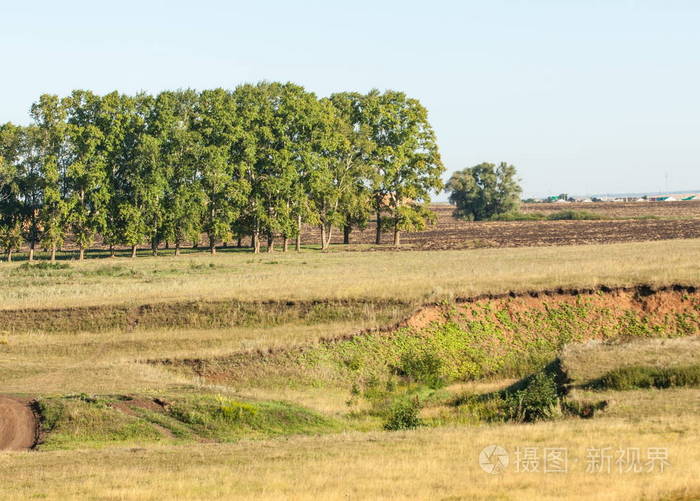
[589,365,700,390]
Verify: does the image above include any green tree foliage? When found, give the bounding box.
[30,95,69,261]
[0,84,445,259]
[152,90,203,255]
[365,90,444,246]
[446,162,522,221]
[0,123,24,261]
[324,93,375,246]
[195,89,248,254]
[64,122,109,260]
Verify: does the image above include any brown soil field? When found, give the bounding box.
[521,200,700,218]
[302,202,700,250]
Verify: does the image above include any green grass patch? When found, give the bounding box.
[34,393,345,450]
[589,365,700,390]
[489,210,604,221]
[489,212,546,221]
[35,395,163,450]
[166,394,342,441]
[547,210,604,220]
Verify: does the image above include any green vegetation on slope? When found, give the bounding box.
[35,393,342,450]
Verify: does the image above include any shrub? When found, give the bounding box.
[383,397,423,431]
[503,371,561,422]
[395,350,445,388]
[562,399,608,419]
[489,212,546,221]
[547,210,603,221]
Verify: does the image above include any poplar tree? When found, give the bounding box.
[65,122,109,260]
[195,89,248,254]
[365,90,444,246]
[153,90,203,255]
[30,95,69,261]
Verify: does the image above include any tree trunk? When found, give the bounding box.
[79,247,85,261]
[252,231,260,254]
[283,235,289,252]
[28,241,35,262]
[109,244,115,258]
[321,223,332,250]
[237,235,242,248]
[375,209,382,245]
[175,242,181,256]
[50,245,57,262]
[7,249,12,262]
[295,214,302,252]
[343,225,351,244]
[326,224,333,249]
[165,241,170,250]
[131,245,137,258]
[266,233,274,253]
[393,220,400,247]
[152,240,158,256]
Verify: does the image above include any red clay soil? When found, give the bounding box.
[0,396,37,451]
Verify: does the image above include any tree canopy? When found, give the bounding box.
[445,162,522,221]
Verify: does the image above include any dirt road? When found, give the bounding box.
[0,396,37,451]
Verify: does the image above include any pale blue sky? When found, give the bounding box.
[2,0,699,198]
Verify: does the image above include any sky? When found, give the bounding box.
[2,0,699,199]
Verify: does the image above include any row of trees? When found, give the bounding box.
[0,83,444,260]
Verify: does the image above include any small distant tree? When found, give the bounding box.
[446,162,522,221]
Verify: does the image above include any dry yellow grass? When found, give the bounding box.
[0,320,390,396]
[0,415,698,500]
[563,337,700,384]
[1,238,699,310]
[2,240,699,499]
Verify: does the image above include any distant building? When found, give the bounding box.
[649,193,699,202]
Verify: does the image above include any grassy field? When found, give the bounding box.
[2,416,698,501]
[1,238,700,310]
[1,239,700,500]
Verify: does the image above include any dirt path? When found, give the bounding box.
[0,397,37,451]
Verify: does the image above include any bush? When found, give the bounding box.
[383,397,423,431]
[11,262,71,276]
[547,210,603,221]
[503,371,561,422]
[562,399,608,419]
[593,365,700,390]
[489,212,546,221]
[395,350,445,388]
[18,261,70,270]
